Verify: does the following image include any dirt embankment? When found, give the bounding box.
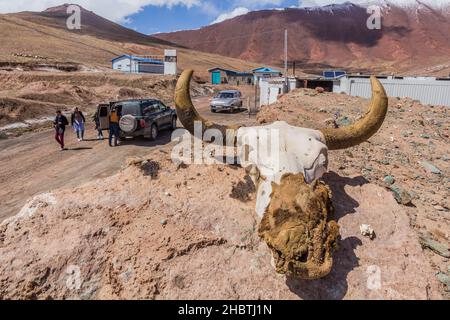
[0,148,444,300]
[0,87,448,299]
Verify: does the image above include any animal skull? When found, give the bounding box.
[237,121,329,218]
[174,70,388,280]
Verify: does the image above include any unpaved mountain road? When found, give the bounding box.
[0,126,172,221]
[0,91,257,221]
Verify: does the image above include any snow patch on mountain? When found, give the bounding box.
[301,0,450,9]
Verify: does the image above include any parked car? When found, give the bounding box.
[97,99,177,140]
[210,90,243,113]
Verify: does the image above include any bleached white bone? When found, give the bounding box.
[237,121,329,218]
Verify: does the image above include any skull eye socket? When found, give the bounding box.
[296,253,308,263]
[304,150,329,183]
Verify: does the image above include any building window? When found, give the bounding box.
[165,56,177,62]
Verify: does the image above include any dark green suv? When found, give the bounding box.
[98,99,177,140]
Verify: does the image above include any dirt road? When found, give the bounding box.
[0,89,257,221]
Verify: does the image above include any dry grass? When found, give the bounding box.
[0,13,261,80]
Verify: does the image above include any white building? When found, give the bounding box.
[259,77,299,106]
[112,50,177,75]
[253,67,283,84]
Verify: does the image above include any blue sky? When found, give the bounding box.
[125,1,301,34]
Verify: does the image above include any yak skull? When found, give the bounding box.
[174,70,388,280]
[237,122,329,218]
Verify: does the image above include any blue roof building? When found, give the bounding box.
[112,55,164,74]
[252,67,282,83]
[208,67,254,85]
[207,66,282,85]
[252,67,282,74]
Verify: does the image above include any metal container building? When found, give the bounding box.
[335,76,450,107]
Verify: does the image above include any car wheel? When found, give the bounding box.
[119,115,137,134]
[211,109,217,113]
[150,124,158,141]
[171,117,177,130]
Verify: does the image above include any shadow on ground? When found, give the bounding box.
[68,147,93,151]
[115,130,173,148]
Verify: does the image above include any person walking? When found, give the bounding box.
[93,110,104,140]
[109,107,121,147]
[71,107,86,141]
[54,110,68,151]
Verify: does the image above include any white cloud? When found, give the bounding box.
[211,6,250,24]
[0,0,202,23]
[235,0,285,7]
[212,0,288,25]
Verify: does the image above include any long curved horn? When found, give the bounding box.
[320,76,388,150]
[174,69,241,139]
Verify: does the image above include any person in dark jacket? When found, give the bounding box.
[54,110,69,151]
[93,110,104,140]
[71,107,86,141]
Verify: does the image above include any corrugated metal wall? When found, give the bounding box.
[138,63,164,74]
[339,77,450,107]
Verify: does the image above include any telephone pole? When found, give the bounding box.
[284,29,288,93]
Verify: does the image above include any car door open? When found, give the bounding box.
[98,104,110,130]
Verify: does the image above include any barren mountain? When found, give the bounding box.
[0,4,261,79]
[18,4,173,46]
[155,2,450,76]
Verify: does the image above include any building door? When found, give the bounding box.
[212,71,221,85]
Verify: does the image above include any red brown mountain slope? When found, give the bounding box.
[155,2,450,76]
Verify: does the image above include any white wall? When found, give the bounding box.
[337,77,450,106]
[259,77,298,107]
[112,57,131,72]
[164,49,177,75]
[112,57,139,73]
